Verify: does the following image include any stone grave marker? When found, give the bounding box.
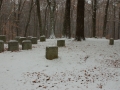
[22,40,32,50]
[8,40,19,51]
[46,46,58,60]
[0,35,6,42]
[0,40,4,52]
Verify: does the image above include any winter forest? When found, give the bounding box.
[0,0,120,90]
[0,0,120,40]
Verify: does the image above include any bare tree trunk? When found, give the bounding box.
[113,2,116,39]
[24,0,33,37]
[0,0,3,10]
[103,0,109,37]
[75,0,85,41]
[118,7,120,39]
[92,0,97,37]
[36,0,43,36]
[63,0,71,38]
[47,0,56,39]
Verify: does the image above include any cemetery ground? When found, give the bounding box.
[0,38,120,90]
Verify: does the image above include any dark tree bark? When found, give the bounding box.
[75,0,85,41]
[16,0,26,36]
[118,7,120,39]
[0,0,3,10]
[36,0,43,36]
[103,0,109,37]
[113,2,116,39]
[63,0,71,38]
[92,0,97,37]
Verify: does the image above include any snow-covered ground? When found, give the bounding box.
[0,38,120,90]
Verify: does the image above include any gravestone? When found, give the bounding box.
[27,36,33,40]
[8,40,19,51]
[57,40,65,47]
[22,40,32,50]
[109,38,114,45]
[0,40,4,52]
[46,46,58,60]
[31,37,37,44]
[40,36,46,42]
[15,36,20,42]
[19,37,26,44]
[0,35,6,42]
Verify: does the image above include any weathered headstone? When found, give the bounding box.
[31,37,37,44]
[46,46,58,60]
[8,40,19,51]
[19,37,26,44]
[57,40,65,47]
[40,36,46,42]
[109,38,114,45]
[15,36,20,42]
[0,35,6,42]
[22,40,32,50]
[0,40,4,52]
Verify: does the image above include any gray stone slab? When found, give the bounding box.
[19,37,26,44]
[46,46,58,60]
[40,36,46,42]
[0,40,4,52]
[22,40,32,50]
[57,40,65,47]
[8,40,19,51]
[109,38,114,45]
[0,35,6,42]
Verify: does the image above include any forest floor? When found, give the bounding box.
[0,38,120,90]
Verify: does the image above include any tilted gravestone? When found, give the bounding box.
[0,40,4,52]
[40,36,46,42]
[46,46,58,60]
[0,35,6,42]
[19,37,26,44]
[8,40,19,51]
[22,40,32,50]
[15,36,20,42]
[109,38,114,45]
[57,40,65,47]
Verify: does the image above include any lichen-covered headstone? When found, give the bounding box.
[40,36,46,42]
[8,40,19,51]
[22,40,32,50]
[15,36,20,42]
[57,40,65,47]
[0,40,4,52]
[0,35,6,42]
[46,46,58,60]
[31,37,37,44]
[19,37,26,44]
[109,38,114,45]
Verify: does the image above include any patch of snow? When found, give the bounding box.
[0,38,120,90]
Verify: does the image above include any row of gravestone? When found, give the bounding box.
[0,35,65,60]
[0,35,46,52]
[0,35,46,43]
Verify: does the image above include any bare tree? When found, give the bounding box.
[63,0,71,38]
[47,0,56,39]
[75,0,85,41]
[92,0,97,37]
[36,0,43,36]
[103,0,109,37]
